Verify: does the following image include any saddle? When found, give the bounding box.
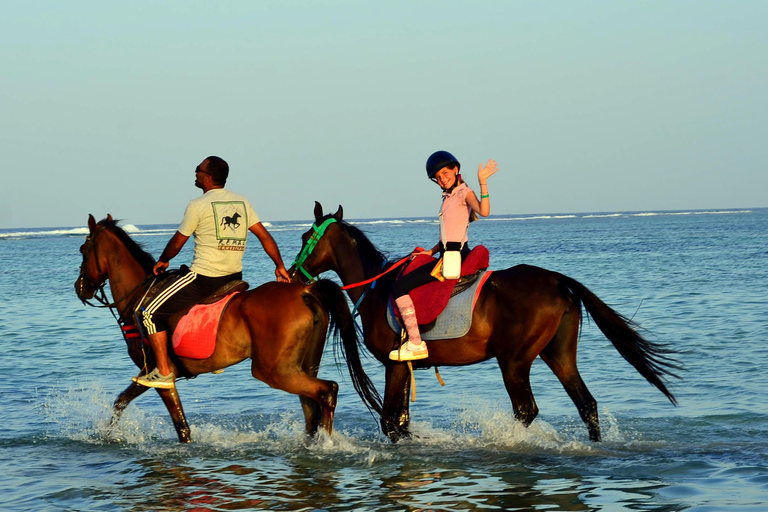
[138,270,250,359]
[391,245,490,331]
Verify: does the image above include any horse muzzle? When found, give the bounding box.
[75,275,95,301]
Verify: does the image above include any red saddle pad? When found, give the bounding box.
[397,245,490,325]
[171,292,239,359]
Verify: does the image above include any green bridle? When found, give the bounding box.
[291,217,337,282]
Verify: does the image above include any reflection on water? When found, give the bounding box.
[91,447,688,511]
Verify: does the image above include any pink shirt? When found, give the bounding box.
[439,182,472,246]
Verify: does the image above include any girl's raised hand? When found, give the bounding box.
[478,159,498,183]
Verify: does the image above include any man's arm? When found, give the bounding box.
[153,231,190,275]
[249,222,290,282]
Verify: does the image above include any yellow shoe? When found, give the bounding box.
[389,341,429,361]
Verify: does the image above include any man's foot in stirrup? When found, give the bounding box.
[133,368,176,389]
[389,341,429,361]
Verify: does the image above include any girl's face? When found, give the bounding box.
[434,166,458,190]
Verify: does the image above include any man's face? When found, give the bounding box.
[194,160,210,189]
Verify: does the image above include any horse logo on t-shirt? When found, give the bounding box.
[220,212,241,231]
[213,202,248,251]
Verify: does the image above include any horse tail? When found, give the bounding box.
[557,274,682,405]
[305,279,385,418]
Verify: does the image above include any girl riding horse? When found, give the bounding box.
[390,150,498,361]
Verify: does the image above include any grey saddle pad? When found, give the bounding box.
[386,272,488,340]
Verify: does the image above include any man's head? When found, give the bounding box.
[195,156,228,190]
[203,156,228,185]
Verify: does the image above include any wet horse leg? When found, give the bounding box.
[111,382,149,431]
[294,376,339,435]
[260,365,339,436]
[156,387,192,443]
[112,382,192,443]
[298,326,330,436]
[540,312,601,441]
[496,355,539,428]
[381,363,412,442]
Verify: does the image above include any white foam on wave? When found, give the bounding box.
[351,219,436,226]
[0,226,90,238]
[632,209,752,217]
[487,214,579,222]
[582,213,624,219]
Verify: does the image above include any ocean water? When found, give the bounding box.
[1,208,767,511]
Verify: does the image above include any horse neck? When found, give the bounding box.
[101,231,150,321]
[332,228,388,305]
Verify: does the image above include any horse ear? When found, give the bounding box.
[333,205,343,221]
[313,201,324,223]
[88,214,96,233]
[106,214,113,223]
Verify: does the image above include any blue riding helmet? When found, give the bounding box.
[426,151,460,180]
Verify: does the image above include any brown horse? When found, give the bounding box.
[290,203,681,442]
[75,214,381,443]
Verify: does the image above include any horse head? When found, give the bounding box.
[75,214,114,302]
[289,202,344,284]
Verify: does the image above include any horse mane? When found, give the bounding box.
[101,218,157,273]
[337,219,390,276]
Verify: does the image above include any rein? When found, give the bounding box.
[340,255,410,290]
[291,216,413,289]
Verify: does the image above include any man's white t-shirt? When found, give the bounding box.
[177,188,260,277]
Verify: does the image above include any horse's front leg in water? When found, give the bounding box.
[156,387,191,443]
[110,382,149,440]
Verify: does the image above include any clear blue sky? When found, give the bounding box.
[2,1,766,228]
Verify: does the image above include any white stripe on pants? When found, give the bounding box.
[141,271,198,335]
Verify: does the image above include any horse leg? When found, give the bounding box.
[540,312,601,441]
[299,395,321,436]
[381,363,412,442]
[259,365,339,436]
[298,324,329,436]
[111,381,149,432]
[496,355,539,428]
[156,387,192,443]
[293,376,338,436]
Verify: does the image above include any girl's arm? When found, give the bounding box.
[466,159,498,217]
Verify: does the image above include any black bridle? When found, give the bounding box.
[76,225,152,312]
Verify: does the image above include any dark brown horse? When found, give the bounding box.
[75,214,381,443]
[290,203,681,442]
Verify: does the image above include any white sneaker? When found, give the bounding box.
[389,341,429,361]
[132,368,175,389]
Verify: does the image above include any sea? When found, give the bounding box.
[1,207,766,511]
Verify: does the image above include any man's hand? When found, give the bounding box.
[153,260,169,275]
[275,266,290,283]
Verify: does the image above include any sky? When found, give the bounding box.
[2,0,766,229]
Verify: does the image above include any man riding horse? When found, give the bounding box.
[134,155,290,388]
